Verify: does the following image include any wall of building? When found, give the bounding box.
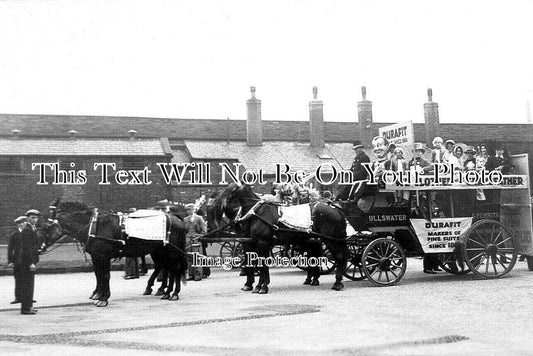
[0,156,171,243]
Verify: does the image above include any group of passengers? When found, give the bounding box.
[429,137,512,174]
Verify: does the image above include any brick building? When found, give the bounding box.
[0,87,532,241]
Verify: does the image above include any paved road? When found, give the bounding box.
[0,258,532,355]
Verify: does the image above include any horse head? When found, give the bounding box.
[212,182,258,227]
[41,201,94,247]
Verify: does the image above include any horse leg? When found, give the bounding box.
[255,240,270,294]
[170,269,181,301]
[331,242,346,291]
[143,264,161,295]
[89,255,102,300]
[96,257,111,307]
[140,255,148,275]
[241,242,254,291]
[309,239,322,286]
[155,269,167,296]
[162,271,173,300]
[201,242,211,278]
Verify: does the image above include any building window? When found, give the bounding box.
[122,157,146,170]
[0,157,23,173]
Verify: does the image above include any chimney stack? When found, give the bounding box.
[424,88,440,145]
[11,129,21,139]
[309,86,325,147]
[246,86,262,146]
[357,86,373,147]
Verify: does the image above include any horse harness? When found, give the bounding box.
[233,200,346,243]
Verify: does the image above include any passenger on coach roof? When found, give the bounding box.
[474,143,489,172]
[431,137,445,163]
[447,145,464,171]
[463,146,477,171]
[408,143,432,173]
[485,143,512,174]
[442,139,455,163]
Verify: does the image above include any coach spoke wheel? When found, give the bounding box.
[437,253,470,275]
[219,242,245,261]
[362,238,406,287]
[462,220,517,279]
[343,244,366,281]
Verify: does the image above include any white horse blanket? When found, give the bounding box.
[279,204,312,230]
[124,209,168,242]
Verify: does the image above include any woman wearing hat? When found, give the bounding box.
[431,137,445,163]
[475,143,489,172]
[463,146,477,171]
[447,145,464,171]
[442,139,455,163]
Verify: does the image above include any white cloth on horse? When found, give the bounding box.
[124,209,168,242]
[278,204,312,230]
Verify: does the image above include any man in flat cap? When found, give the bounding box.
[336,140,370,201]
[12,210,41,314]
[7,216,28,305]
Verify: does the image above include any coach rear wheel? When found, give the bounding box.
[437,253,470,275]
[462,220,517,279]
[343,244,366,281]
[362,238,406,286]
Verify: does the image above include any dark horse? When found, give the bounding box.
[43,201,188,306]
[212,183,347,293]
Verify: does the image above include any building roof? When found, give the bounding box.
[184,140,358,174]
[0,138,171,156]
[1,114,532,143]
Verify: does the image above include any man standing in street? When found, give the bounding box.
[7,216,28,305]
[11,210,41,314]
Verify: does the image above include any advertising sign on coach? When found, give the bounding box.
[411,217,473,253]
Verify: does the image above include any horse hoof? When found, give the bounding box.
[241,285,253,292]
[331,282,344,291]
[89,292,96,300]
[143,288,152,296]
[258,286,269,294]
[252,286,261,294]
[239,270,246,276]
[161,294,170,300]
[303,278,311,285]
[96,300,108,307]
[93,299,100,305]
[154,289,164,296]
[311,280,320,286]
[169,295,179,301]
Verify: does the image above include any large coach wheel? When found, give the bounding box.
[362,238,407,286]
[437,253,470,275]
[343,244,366,281]
[462,220,517,279]
[219,241,245,262]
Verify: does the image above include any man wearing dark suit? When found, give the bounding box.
[7,216,28,305]
[336,141,371,201]
[11,210,40,314]
[485,144,512,174]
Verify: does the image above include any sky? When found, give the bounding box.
[0,0,532,124]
